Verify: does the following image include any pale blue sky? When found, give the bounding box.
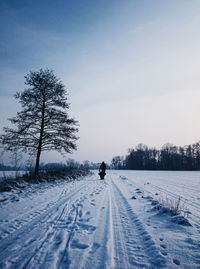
[1,1,200,163]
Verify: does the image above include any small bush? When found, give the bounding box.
[157,196,188,217]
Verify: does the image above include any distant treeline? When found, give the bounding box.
[111,142,200,170]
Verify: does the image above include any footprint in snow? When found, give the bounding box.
[161,251,168,256]
[144,235,151,241]
[160,244,167,249]
[71,239,89,249]
[147,219,151,226]
[80,217,91,222]
[136,190,142,194]
[89,242,101,254]
[77,222,96,232]
[78,209,83,218]
[66,216,73,225]
[173,259,180,265]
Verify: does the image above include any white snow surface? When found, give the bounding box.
[0,170,200,269]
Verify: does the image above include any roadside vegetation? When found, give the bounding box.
[0,166,92,192]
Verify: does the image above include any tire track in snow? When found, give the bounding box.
[0,181,96,269]
[0,181,83,241]
[57,202,80,269]
[58,181,110,269]
[117,174,200,268]
[24,196,89,269]
[110,177,166,269]
[21,202,71,269]
[1,180,106,269]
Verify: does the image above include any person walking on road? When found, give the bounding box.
[99,161,106,179]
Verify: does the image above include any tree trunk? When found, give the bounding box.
[35,147,41,175]
[35,98,45,176]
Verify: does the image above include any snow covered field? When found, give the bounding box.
[0,170,199,268]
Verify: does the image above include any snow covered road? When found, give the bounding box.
[0,171,200,268]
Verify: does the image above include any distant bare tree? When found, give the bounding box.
[66,158,80,169]
[10,149,22,178]
[1,69,79,176]
[111,156,124,169]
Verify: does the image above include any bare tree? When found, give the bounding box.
[111,156,124,169]
[1,69,79,176]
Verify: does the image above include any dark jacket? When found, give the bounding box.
[99,162,106,172]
